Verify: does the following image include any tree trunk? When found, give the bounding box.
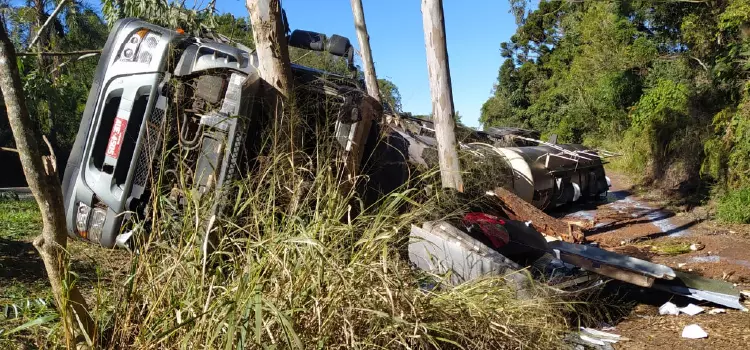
[0,19,95,347]
[246,0,296,151]
[494,187,585,243]
[246,0,293,97]
[33,0,51,70]
[350,0,380,102]
[246,0,303,212]
[420,0,464,192]
[348,0,379,177]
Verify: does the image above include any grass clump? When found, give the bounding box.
[716,186,750,224]
[648,241,691,256]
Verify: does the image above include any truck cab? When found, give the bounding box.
[62,18,378,249]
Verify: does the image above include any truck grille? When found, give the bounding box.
[133,108,165,187]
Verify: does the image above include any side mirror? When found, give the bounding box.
[288,30,355,72]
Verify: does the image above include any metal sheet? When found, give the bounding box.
[652,271,747,311]
[549,241,677,280]
[408,222,531,297]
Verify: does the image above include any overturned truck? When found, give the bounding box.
[62,18,379,249]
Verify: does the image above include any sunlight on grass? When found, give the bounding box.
[0,198,42,241]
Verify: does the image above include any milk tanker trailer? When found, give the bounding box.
[385,115,612,210]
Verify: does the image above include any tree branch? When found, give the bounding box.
[27,0,69,50]
[690,56,710,72]
[16,49,102,57]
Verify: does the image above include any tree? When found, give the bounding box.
[421,0,463,192]
[0,18,95,347]
[349,0,379,175]
[378,78,402,113]
[483,0,750,204]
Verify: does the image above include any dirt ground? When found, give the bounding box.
[555,172,750,349]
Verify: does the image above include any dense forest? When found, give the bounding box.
[481,0,750,222]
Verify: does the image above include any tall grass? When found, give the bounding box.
[92,131,567,348]
[14,88,569,349]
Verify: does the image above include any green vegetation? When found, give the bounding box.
[0,199,42,241]
[648,241,692,256]
[482,0,750,220]
[717,186,750,224]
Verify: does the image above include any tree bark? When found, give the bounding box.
[348,0,379,177]
[0,19,95,347]
[494,187,585,243]
[350,0,380,102]
[420,0,464,192]
[246,0,297,154]
[246,0,293,98]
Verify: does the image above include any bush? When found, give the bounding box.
[716,186,750,224]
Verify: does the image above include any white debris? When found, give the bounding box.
[580,327,621,343]
[659,301,679,315]
[681,324,708,339]
[690,243,705,251]
[579,334,606,346]
[708,308,726,315]
[678,263,687,268]
[679,303,705,316]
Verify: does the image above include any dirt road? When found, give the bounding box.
[554,173,750,349]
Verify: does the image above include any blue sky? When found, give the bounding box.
[220,0,518,128]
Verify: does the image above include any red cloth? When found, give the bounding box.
[462,213,510,249]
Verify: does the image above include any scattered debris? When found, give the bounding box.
[722,271,735,281]
[690,243,705,251]
[681,324,708,339]
[408,222,530,295]
[580,327,622,343]
[679,303,705,316]
[579,334,606,346]
[708,308,726,315]
[548,240,676,287]
[678,263,687,268]
[653,271,748,311]
[493,187,585,243]
[659,302,679,315]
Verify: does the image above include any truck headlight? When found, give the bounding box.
[119,29,161,65]
[76,203,91,237]
[75,202,107,243]
[88,208,107,243]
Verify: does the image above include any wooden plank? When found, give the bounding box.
[493,187,585,243]
[559,253,655,288]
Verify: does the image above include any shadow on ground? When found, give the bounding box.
[0,237,100,286]
[0,237,46,283]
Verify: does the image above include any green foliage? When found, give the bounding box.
[101,0,212,33]
[378,78,402,112]
[0,1,109,155]
[483,0,750,197]
[213,13,254,48]
[716,186,750,223]
[631,80,690,130]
